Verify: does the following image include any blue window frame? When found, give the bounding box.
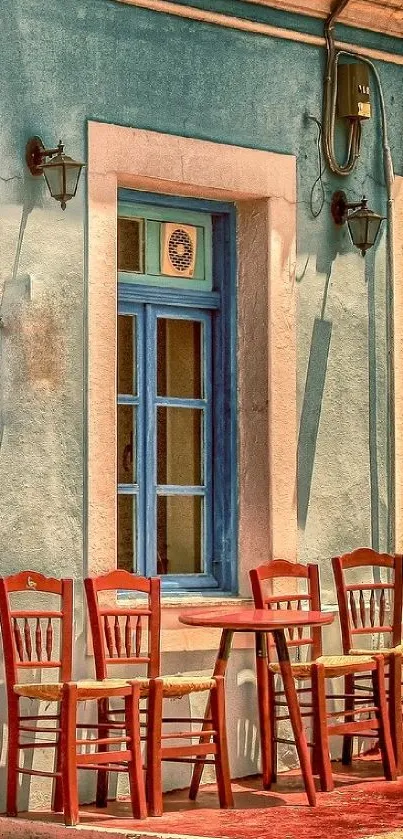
[117,191,237,594]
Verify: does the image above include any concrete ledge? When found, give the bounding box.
[0,817,215,839]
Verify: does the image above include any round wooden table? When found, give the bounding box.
[179,608,334,806]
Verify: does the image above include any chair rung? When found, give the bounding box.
[277,712,312,721]
[328,719,379,736]
[161,730,215,741]
[326,707,378,719]
[19,741,57,749]
[162,743,217,759]
[76,736,129,746]
[17,767,60,778]
[77,763,133,772]
[162,757,216,765]
[19,714,59,721]
[78,750,132,766]
[19,725,61,733]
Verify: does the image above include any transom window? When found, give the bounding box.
[117,192,237,594]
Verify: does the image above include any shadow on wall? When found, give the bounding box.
[297,242,382,534]
[297,312,332,529]
[297,241,336,530]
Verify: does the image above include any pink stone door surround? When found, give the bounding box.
[87,120,297,619]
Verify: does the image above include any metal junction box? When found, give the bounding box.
[337,63,371,120]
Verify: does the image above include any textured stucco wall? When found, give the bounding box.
[0,0,402,806]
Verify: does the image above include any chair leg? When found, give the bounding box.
[147,678,163,817]
[52,709,64,814]
[387,653,403,775]
[6,697,20,817]
[341,674,355,765]
[60,683,80,827]
[311,663,333,792]
[268,671,278,786]
[125,685,147,820]
[95,697,110,807]
[210,676,233,809]
[372,656,397,781]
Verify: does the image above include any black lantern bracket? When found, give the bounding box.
[25,135,85,210]
[25,136,63,177]
[330,190,385,257]
[331,190,365,226]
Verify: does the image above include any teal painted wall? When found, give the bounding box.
[1,0,400,594]
[0,0,401,796]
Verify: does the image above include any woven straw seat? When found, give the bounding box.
[349,645,403,659]
[14,678,135,702]
[269,654,377,680]
[124,675,216,698]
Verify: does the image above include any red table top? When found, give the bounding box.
[178,608,334,632]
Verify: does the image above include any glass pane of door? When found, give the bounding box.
[157,407,202,485]
[157,495,203,574]
[117,494,137,572]
[154,310,210,578]
[117,312,140,572]
[117,406,136,484]
[157,318,203,398]
[117,315,137,395]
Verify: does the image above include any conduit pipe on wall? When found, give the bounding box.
[115,0,403,68]
[323,0,362,175]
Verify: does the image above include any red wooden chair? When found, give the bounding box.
[0,571,146,825]
[250,559,396,792]
[84,570,233,816]
[332,548,403,772]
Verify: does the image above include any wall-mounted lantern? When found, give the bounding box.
[331,191,385,256]
[25,136,85,210]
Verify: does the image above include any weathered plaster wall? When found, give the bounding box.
[0,0,402,806]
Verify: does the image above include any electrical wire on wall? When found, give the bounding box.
[307,115,325,218]
[321,0,396,556]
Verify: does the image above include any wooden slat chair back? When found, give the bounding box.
[0,571,147,826]
[332,548,403,772]
[0,571,73,817]
[85,570,161,680]
[84,570,233,816]
[332,548,403,654]
[250,559,322,661]
[249,559,397,792]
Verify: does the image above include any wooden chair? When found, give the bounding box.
[84,570,233,816]
[0,571,146,825]
[250,559,397,792]
[332,548,403,772]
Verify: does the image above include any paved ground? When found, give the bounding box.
[1,762,403,839]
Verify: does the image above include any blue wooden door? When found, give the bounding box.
[116,193,237,594]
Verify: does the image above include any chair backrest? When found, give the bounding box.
[84,570,161,679]
[332,548,403,653]
[249,559,322,659]
[0,571,73,700]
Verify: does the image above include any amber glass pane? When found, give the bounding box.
[157,318,202,398]
[117,217,144,273]
[157,407,202,486]
[157,496,202,574]
[117,495,137,572]
[117,406,136,484]
[117,315,136,395]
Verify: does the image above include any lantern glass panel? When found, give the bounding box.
[64,162,82,197]
[366,216,382,247]
[347,214,367,249]
[43,162,64,200]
